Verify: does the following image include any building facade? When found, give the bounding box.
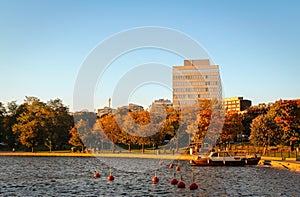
[223,96,252,112]
[172,59,222,108]
[150,99,172,113]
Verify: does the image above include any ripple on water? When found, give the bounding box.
[0,157,300,196]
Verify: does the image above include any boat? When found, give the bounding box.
[242,154,261,165]
[191,151,245,166]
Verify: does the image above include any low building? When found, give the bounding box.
[97,107,115,118]
[150,99,172,113]
[128,103,144,112]
[258,102,274,109]
[223,96,251,113]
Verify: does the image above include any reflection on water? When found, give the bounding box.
[0,157,299,196]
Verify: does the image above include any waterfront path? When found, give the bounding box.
[261,156,300,171]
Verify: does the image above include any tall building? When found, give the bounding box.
[223,96,251,112]
[172,59,222,108]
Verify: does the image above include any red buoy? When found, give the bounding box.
[152,172,159,183]
[177,181,185,188]
[93,167,101,179]
[189,183,198,190]
[152,176,159,183]
[175,166,180,171]
[169,163,174,168]
[108,175,114,181]
[94,172,101,179]
[107,168,114,181]
[170,178,178,185]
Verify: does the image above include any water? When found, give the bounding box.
[0,157,299,196]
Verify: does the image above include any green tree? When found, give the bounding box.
[249,113,279,150]
[2,101,27,149]
[0,102,6,144]
[46,99,73,150]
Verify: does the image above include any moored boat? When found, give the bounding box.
[191,151,245,166]
[243,154,261,165]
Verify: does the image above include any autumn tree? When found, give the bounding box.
[68,126,84,151]
[93,118,111,151]
[12,97,73,152]
[116,113,137,152]
[192,99,225,153]
[271,100,300,146]
[241,105,269,137]
[96,114,121,152]
[12,97,48,152]
[219,111,244,144]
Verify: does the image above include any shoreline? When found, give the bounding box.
[1,152,299,171]
[0,151,193,160]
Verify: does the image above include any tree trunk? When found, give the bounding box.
[263,146,267,155]
[128,144,131,152]
[31,146,34,153]
[111,142,115,153]
[142,144,144,153]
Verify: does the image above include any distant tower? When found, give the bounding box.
[108,98,111,108]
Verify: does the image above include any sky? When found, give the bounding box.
[1,0,300,112]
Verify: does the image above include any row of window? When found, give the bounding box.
[173,81,219,86]
[224,100,241,104]
[173,100,197,106]
[173,75,219,80]
[174,87,220,92]
[174,93,221,99]
[226,104,240,108]
[173,69,219,74]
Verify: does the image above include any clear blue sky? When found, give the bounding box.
[1,0,300,111]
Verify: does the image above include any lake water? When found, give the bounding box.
[0,156,299,196]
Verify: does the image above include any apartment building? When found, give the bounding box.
[172,59,222,108]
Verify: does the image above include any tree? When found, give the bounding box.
[0,102,6,144]
[12,97,48,152]
[11,97,73,152]
[270,100,300,146]
[220,111,244,144]
[249,113,279,150]
[117,114,137,152]
[192,99,225,152]
[2,102,27,149]
[68,126,84,151]
[241,105,269,136]
[93,119,110,151]
[97,114,121,152]
[46,99,73,150]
